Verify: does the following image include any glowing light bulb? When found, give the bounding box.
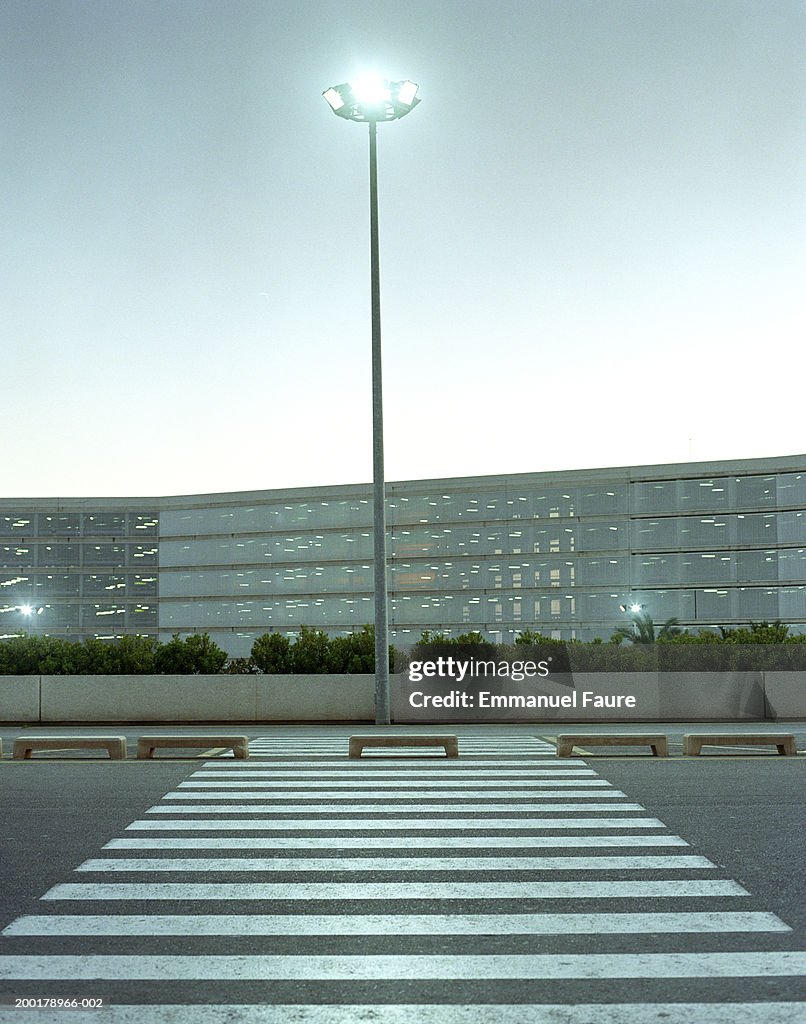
[350,74,390,106]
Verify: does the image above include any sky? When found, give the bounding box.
[2,0,804,498]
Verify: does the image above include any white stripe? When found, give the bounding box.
[125,817,667,830]
[245,752,562,758]
[1,951,800,980]
[240,756,562,761]
[161,790,628,800]
[224,750,558,756]
[244,746,560,750]
[1,1004,798,1024]
[5,910,786,937]
[179,778,613,789]
[202,757,574,762]
[249,752,567,757]
[0,1004,800,1024]
[75,855,714,872]
[194,767,594,775]
[106,835,689,849]
[242,756,560,761]
[243,742,557,747]
[145,802,645,813]
[199,763,588,769]
[41,880,747,900]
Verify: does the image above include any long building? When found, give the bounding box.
[1,454,804,656]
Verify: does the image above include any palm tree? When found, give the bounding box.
[612,608,682,645]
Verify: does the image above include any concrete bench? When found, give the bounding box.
[349,734,458,759]
[137,735,250,759]
[683,733,797,756]
[556,733,668,757]
[13,735,127,760]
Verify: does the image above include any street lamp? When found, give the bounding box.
[0,604,45,618]
[323,74,421,726]
[0,604,45,637]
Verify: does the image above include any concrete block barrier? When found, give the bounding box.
[683,732,797,756]
[556,733,668,757]
[12,735,127,759]
[137,734,249,759]
[348,734,458,758]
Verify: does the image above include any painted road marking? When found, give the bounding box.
[1,951,803,979]
[2,1004,798,1024]
[160,789,630,800]
[105,835,689,850]
[74,855,716,873]
[195,766,594,775]
[178,778,615,788]
[144,802,646,813]
[124,817,668,831]
[41,880,749,900]
[1,731,799,1024]
[4,911,788,936]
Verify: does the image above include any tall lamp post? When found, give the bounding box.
[323,75,421,726]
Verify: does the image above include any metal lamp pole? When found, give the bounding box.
[368,118,390,724]
[323,76,421,726]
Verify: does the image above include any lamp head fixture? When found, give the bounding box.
[323,75,421,122]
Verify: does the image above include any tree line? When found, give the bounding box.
[0,620,804,675]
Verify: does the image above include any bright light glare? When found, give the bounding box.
[20,604,33,616]
[397,80,418,106]
[629,603,643,613]
[350,74,390,106]
[322,87,344,112]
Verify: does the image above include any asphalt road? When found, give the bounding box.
[0,761,196,927]
[577,756,806,935]
[0,725,803,1020]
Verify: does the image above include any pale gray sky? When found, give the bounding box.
[2,0,804,497]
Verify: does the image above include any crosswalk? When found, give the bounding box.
[1,729,804,1022]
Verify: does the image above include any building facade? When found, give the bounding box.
[2,454,804,656]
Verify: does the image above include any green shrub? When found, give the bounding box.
[327,627,375,674]
[222,657,260,674]
[289,626,332,675]
[251,633,293,673]
[154,633,228,674]
[107,635,159,674]
[2,620,805,675]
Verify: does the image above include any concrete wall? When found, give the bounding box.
[570,672,767,721]
[36,674,375,723]
[0,676,40,723]
[764,673,806,721]
[0,672,802,723]
[392,672,771,723]
[254,676,374,722]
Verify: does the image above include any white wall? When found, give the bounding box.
[0,672,803,723]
